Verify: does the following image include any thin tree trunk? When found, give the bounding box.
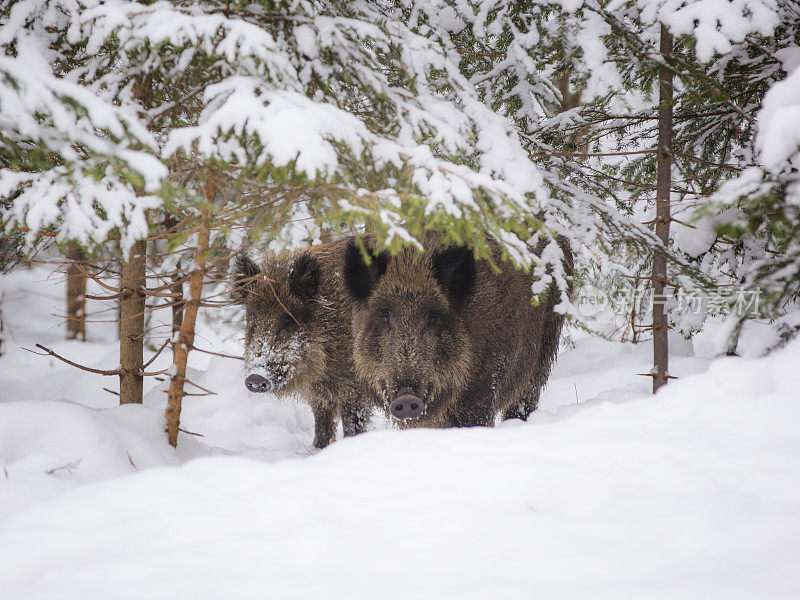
[164,215,184,335]
[556,73,582,112]
[555,73,590,153]
[0,294,5,358]
[166,179,214,446]
[652,25,673,393]
[119,239,147,404]
[65,243,86,341]
[171,259,184,335]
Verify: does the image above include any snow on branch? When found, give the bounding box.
[1,168,161,253]
[0,49,164,185]
[164,81,369,177]
[757,64,800,174]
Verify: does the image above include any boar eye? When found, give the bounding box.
[379,310,392,329]
[425,311,440,327]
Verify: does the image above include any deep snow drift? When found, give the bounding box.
[0,266,799,599]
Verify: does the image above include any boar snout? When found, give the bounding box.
[390,388,424,420]
[245,373,273,393]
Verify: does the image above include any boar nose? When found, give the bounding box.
[390,392,424,420]
[245,374,273,393]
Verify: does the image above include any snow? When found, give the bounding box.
[0,401,176,520]
[2,169,162,254]
[434,6,466,34]
[293,24,318,60]
[656,0,780,61]
[0,9,166,254]
[2,265,800,598]
[166,81,370,179]
[671,206,734,258]
[757,64,800,174]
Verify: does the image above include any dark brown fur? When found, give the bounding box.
[233,239,374,448]
[344,235,570,427]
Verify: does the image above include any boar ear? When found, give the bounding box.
[289,253,322,299]
[231,253,260,303]
[344,239,389,302]
[431,246,476,311]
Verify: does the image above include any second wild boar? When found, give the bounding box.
[232,239,375,448]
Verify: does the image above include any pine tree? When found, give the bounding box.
[700,2,800,350]
[407,1,793,360]
[1,0,580,442]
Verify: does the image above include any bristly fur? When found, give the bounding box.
[233,239,378,449]
[289,253,322,299]
[343,239,389,302]
[232,253,261,303]
[431,246,477,311]
[345,233,571,428]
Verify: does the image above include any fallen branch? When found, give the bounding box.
[45,459,82,475]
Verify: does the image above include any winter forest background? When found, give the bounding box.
[1,1,800,598]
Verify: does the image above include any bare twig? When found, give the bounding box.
[188,345,244,361]
[177,427,205,437]
[125,451,137,470]
[45,459,82,475]
[143,338,172,369]
[28,344,122,376]
[184,379,216,396]
[529,148,657,159]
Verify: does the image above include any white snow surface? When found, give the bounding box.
[1,266,799,599]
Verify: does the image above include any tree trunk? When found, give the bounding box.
[119,239,147,404]
[555,73,589,153]
[556,73,582,111]
[166,179,214,446]
[65,243,87,341]
[652,25,673,393]
[0,296,5,358]
[171,260,184,335]
[164,215,184,335]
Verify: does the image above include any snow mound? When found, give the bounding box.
[1,341,800,599]
[0,401,176,519]
[158,357,318,461]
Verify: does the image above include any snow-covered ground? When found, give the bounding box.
[1,265,799,599]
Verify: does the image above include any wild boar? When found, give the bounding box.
[232,239,375,448]
[343,236,569,427]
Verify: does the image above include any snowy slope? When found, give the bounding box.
[1,266,799,599]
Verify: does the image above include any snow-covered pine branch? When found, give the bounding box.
[0,0,166,253]
[56,0,559,270]
[391,0,796,349]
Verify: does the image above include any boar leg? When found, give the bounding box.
[502,384,540,421]
[312,404,337,449]
[449,384,495,427]
[341,398,370,438]
[503,298,565,422]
